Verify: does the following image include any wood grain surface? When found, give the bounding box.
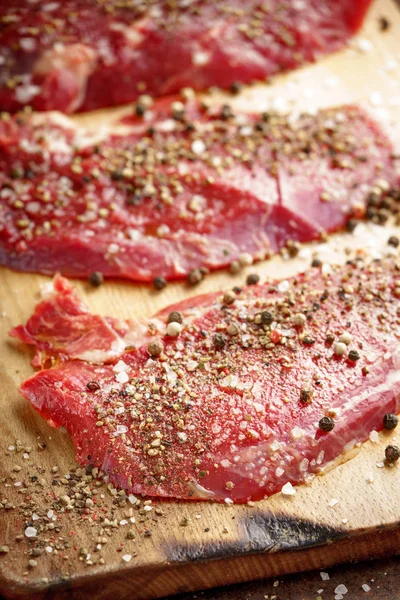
[2,1,400,599]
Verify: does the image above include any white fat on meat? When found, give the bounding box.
[33,43,98,112]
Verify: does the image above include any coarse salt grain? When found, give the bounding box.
[128,494,137,504]
[115,371,129,384]
[24,527,37,538]
[329,498,339,508]
[335,584,348,595]
[320,572,330,581]
[369,430,379,443]
[362,584,371,592]
[122,554,132,563]
[281,482,296,496]
[45,546,53,553]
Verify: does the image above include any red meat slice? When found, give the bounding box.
[1,100,398,282]
[0,1,372,114]
[11,259,400,503]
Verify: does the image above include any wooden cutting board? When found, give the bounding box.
[2,1,400,598]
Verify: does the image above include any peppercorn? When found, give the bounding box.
[311,258,322,268]
[260,310,274,325]
[229,260,241,274]
[153,276,167,290]
[187,268,203,285]
[300,386,313,403]
[318,416,335,432]
[246,273,260,286]
[383,413,399,430]
[348,349,360,362]
[220,104,233,120]
[385,445,400,463]
[147,340,164,357]
[302,336,315,345]
[87,381,100,391]
[346,219,358,233]
[230,81,242,95]
[379,16,390,31]
[325,333,335,345]
[167,311,183,324]
[213,333,226,349]
[293,313,307,327]
[388,236,399,248]
[88,272,104,287]
[135,102,146,117]
[223,291,236,305]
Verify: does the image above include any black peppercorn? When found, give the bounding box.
[88,272,104,287]
[318,416,335,432]
[246,273,260,286]
[153,276,167,290]
[213,333,226,349]
[383,413,399,430]
[385,445,400,463]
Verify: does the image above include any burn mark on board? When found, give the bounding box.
[164,512,345,563]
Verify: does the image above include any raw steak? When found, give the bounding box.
[0,0,372,114]
[1,100,399,282]
[11,258,400,503]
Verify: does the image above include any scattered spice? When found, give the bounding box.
[319,416,335,432]
[167,311,183,324]
[385,445,400,463]
[213,333,226,349]
[388,235,399,248]
[88,272,104,287]
[246,273,260,286]
[147,339,164,357]
[153,276,167,290]
[348,349,360,362]
[383,413,398,430]
[187,268,203,286]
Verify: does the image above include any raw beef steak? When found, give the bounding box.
[0,0,372,113]
[1,100,398,282]
[11,258,400,502]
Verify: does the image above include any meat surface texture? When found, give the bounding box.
[1,99,399,282]
[0,0,372,114]
[11,259,400,503]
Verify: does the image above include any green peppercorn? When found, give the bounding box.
[318,416,335,432]
[383,413,399,430]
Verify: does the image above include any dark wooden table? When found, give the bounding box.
[164,555,400,600]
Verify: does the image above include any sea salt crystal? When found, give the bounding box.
[329,498,339,508]
[25,527,37,538]
[320,572,330,581]
[144,505,152,512]
[128,494,137,505]
[115,371,129,384]
[47,510,54,519]
[122,554,132,563]
[32,513,40,521]
[281,482,296,496]
[335,584,348,595]
[362,584,371,592]
[369,92,383,107]
[191,140,206,155]
[113,360,129,373]
[119,520,128,525]
[46,546,53,553]
[369,430,379,443]
[290,426,305,441]
[277,280,289,292]
[367,472,375,484]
